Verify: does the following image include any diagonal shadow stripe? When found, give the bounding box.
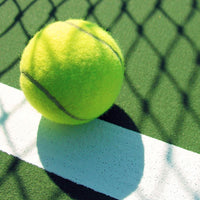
[65,21,123,65]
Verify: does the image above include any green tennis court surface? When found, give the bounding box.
[1,0,200,199]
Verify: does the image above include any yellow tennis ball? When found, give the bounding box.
[20,19,124,125]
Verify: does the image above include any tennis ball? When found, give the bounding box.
[20,19,124,125]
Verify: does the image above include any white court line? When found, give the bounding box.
[0,83,200,200]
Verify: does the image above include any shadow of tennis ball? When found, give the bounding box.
[99,104,140,132]
[37,105,144,200]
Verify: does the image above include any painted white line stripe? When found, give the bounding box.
[0,83,200,200]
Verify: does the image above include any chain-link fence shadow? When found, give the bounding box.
[1,0,200,199]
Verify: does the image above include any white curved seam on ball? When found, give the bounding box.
[21,71,90,121]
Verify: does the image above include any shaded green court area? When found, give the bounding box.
[1,0,200,199]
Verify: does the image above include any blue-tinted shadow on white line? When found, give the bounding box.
[37,117,144,200]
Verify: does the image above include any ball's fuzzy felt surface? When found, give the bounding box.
[20,19,124,125]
